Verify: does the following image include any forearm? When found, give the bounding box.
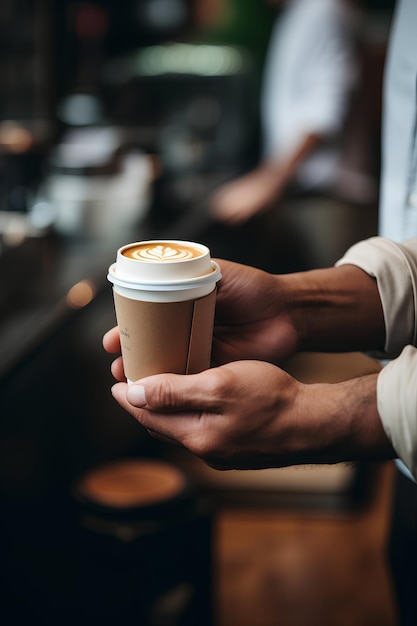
[288,374,395,466]
[276,132,322,182]
[261,132,322,194]
[279,264,386,353]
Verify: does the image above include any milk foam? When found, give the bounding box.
[124,243,202,262]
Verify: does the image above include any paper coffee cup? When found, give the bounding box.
[107,240,221,384]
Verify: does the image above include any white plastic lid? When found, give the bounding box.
[107,260,221,292]
[112,240,213,282]
[107,240,221,293]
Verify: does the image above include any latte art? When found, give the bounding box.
[134,245,194,262]
[123,242,204,262]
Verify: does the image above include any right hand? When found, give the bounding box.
[103,259,301,380]
[211,259,300,366]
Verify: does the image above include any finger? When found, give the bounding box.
[110,381,206,446]
[110,356,126,382]
[145,428,184,448]
[126,368,226,413]
[102,326,120,353]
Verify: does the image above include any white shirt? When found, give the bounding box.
[261,0,359,190]
[375,0,417,479]
[336,237,417,479]
[379,0,417,243]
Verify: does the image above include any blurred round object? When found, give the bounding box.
[73,458,188,511]
[0,121,33,153]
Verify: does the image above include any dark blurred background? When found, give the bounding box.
[0,1,398,625]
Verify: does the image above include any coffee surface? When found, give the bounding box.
[122,242,204,262]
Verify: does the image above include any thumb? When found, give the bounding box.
[126,369,222,413]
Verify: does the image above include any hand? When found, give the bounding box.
[110,360,302,470]
[109,363,393,470]
[212,259,300,365]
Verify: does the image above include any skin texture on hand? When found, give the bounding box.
[212,259,300,364]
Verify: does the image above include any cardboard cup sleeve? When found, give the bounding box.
[113,288,217,383]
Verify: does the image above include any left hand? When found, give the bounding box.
[110,360,301,470]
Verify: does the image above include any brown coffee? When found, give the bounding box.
[122,241,204,262]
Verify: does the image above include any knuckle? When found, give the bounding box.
[206,367,236,400]
[151,376,178,410]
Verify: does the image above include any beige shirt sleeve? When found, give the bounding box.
[336,237,417,478]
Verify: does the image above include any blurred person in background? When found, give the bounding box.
[209,0,376,271]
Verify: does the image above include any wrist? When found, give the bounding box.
[279,265,385,352]
[294,375,395,465]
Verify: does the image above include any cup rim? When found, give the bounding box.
[107,260,222,291]
[118,239,210,265]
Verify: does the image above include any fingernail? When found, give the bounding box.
[127,384,147,407]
